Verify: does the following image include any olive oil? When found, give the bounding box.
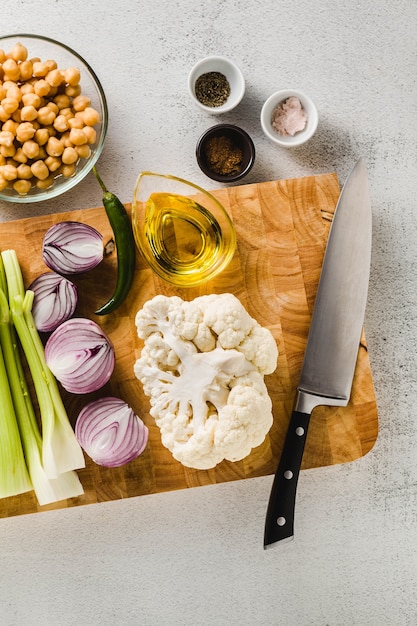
[144,192,224,280]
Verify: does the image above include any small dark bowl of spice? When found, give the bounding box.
[196,124,255,183]
[188,56,245,114]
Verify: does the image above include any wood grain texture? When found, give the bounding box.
[0,173,378,518]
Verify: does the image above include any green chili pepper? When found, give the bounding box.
[92,166,136,315]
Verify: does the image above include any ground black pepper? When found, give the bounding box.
[204,135,242,176]
[194,71,231,107]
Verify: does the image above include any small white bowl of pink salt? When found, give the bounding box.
[260,89,318,147]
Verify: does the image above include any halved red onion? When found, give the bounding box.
[29,272,78,332]
[75,397,148,467]
[42,221,104,275]
[44,318,115,394]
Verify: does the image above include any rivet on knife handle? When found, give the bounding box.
[264,410,310,547]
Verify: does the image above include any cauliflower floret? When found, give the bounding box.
[202,293,254,349]
[134,293,278,470]
[171,298,217,352]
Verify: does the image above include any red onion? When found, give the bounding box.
[42,221,104,275]
[29,272,78,332]
[75,397,148,467]
[44,318,115,394]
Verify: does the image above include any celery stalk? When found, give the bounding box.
[0,287,83,505]
[1,250,85,480]
[0,306,32,497]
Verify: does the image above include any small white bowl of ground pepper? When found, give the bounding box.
[188,56,245,114]
[196,124,255,182]
[260,89,319,147]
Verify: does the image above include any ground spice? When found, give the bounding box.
[204,135,243,176]
[194,71,231,107]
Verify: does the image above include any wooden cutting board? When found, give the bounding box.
[0,173,378,518]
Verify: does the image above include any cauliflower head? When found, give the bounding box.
[134,293,278,470]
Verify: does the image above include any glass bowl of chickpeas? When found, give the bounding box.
[0,34,108,203]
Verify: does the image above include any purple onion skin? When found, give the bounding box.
[75,396,149,467]
[44,318,115,394]
[29,272,78,333]
[42,221,104,275]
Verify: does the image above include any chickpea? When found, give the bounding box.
[36,175,54,190]
[35,128,50,146]
[0,155,5,166]
[11,43,28,62]
[22,140,40,159]
[16,122,36,142]
[62,146,78,165]
[65,84,81,98]
[0,85,6,101]
[45,155,61,172]
[0,144,16,158]
[32,61,49,77]
[0,130,15,147]
[21,92,41,108]
[31,159,49,180]
[72,94,91,112]
[14,148,28,164]
[37,106,56,126]
[0,49,6,63]
[60,131,72,148]
[46,101,59,115]
[19,60,33,81]
[58,107,74,121]
[64,67,80,86]
[81,107,100,126]
[0,174,8,191]
[82,125,96,145]
[46,136,64,157]
[69,127,88,146]
[76,144,91,159]
[33,79,50,97]
[67,116,84,130]
[16,163,33,180]
[0,107,9,123]
[3,119,18,135]
[60,163,76,177]
[2,59,20,81]
[1,163,18,180]
[6,83,22,102]
[11,109,22,123]
[20,81,34,96]
[53,114,69,133]
[1,97,19,116]
[53,94,71,110]
[45,69,63,87]
[21,105,38,122]
[13,179,32,195]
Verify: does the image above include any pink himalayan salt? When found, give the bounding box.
[271,96,307,136]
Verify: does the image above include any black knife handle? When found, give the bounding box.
[264,410,311,547]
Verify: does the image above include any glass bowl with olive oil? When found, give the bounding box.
[132,172,236,286]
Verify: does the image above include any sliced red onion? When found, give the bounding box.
[44,318,115,394]
[42,221,104,275]
[29,272,78,332]
[75,397,148,467]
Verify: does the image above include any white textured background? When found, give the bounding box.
[1,1,417,625]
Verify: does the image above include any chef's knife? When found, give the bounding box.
[264,158,372,548]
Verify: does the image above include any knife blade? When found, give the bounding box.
[264,158,372,548]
